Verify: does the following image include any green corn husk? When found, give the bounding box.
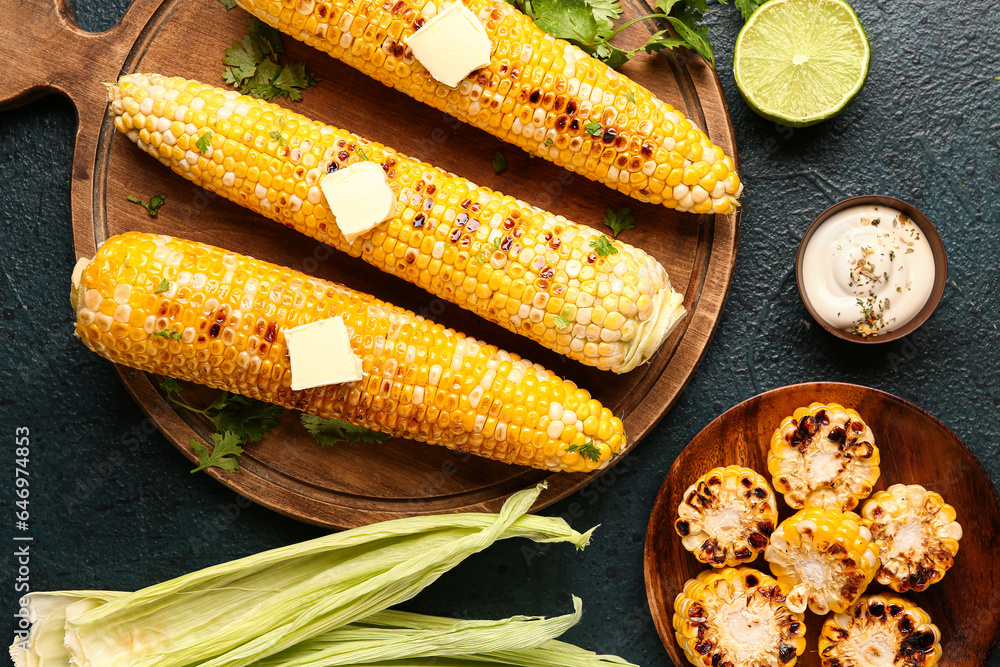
[253,598,587,667]
[265,607,637,667]
[61,485,594,667]
[10,592,124,667]
[11,593,635,667]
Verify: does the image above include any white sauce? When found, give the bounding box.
[801,205,935,336]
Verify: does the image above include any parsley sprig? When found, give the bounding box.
[566,439,602,462]
[191,432,244,473]
[492,150,507,174]
[222,18,317,101]
[159,378,386,471]
[590,235,618,257]
[603,207,636,237]
[162,378,283,446]
[301,414,389,446]
[508,0,723,68]
[127,194,166,217]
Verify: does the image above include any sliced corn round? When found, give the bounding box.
[672,567,807,667]
[764,507,879,615]
[768,402,880,510]
[675,465,779,567]
[819,594,942,667]
[860,484,962,593]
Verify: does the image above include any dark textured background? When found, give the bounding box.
[1,0,998,664]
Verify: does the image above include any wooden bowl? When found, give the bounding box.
[644,382,1000,667]
[795,195,948,344]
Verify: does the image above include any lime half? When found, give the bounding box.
[733,0,870,127]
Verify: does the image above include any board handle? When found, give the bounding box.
[0,0,157,111]
[0,0,162,257]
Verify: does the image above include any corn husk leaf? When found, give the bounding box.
[254,597,585,666]
[64,485,594,667]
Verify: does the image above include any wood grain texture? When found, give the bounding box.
[3,0,741,527]
[644,382,1000,667]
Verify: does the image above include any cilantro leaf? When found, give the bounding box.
[734,0,766,20]
[623,91,636,103]
[667,15,714,68]
[492,150,507,174]
[209,395,284,443]
[127,194,166,216]
[554,309,573,329]
[530,0,599,44]
[590,236,618,256]
[159,379,283,447]
[301,414,388,446]
[195,132,212,153]
[221,18,316,101]
[566,439,601,462]
[152,328,182,340]
[223,35,265,82]
[248,17,285,56]
[217,0,238,8]
[270,61,317,101]
[584,121,602,136]
[155,279,170,294]
[190,431,244,473]
[603,206,636,237]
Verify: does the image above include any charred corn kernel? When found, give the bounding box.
[108,74,686,374]
[860,484,962,593]
[71,232,626,473]
[672,568,807,667]
[768,402,880,511]
[675,465,779,567]
[764,508,879,615]
[231,0,741,215]
[819,595,942,667]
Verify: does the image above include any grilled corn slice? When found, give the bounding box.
[768,402,880,511]
[230,0,743,215]
[763,508,879,615]
[860,484,962,593]
[675,465,779,567]
[819,595,942,667]
[672,567,807,667]
[107,73,687,374]
[71,232,627,473]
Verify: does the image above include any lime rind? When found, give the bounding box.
[733,0,871,127]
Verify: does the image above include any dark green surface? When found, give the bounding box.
[2,0,998,664]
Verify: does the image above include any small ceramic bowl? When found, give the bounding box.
[795,195,947,344]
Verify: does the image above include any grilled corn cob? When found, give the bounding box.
[819,595,943,667]
[768,402,880,511]
[860,484,962,593]
[230,0,743,215]
[107,73,686,374]
[71,232,627,473]
[675,465,779,567]
[763,507,879,615]
[672,567,807,667]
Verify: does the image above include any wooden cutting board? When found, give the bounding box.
[0,0,742,528]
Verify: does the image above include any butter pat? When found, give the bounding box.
[320,162,396,244]
[284,316,364,391]
[404,2,492,88]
